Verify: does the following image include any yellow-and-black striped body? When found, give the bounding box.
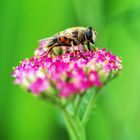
[40,26,96,53]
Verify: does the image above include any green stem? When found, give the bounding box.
[81,91,98,127]
[75,94,85,115]
[63,108,86,140]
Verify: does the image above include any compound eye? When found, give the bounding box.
[86,27,93,40]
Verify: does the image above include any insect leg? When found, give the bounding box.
[87,42,90,51]
[47,46,54,54]
[71,41,75,52]
[90,43,96,51]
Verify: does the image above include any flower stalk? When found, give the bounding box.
[63,98,86,140]
[61,88,99,140]
[63,108,84,140]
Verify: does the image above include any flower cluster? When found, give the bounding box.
[11,47,122,97]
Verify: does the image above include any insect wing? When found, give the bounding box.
[34,37,52,56]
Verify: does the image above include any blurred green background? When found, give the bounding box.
[0,0,140,140]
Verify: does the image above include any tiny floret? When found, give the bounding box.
[11,48,122,97]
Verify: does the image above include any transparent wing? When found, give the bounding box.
[34,37,52,56]
[65,26,86,32]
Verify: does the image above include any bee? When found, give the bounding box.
[39,26,96,54]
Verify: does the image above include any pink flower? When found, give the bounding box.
[11,48,122,97]
[29,77,49,94]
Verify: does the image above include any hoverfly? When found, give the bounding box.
[39,26,96,54]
